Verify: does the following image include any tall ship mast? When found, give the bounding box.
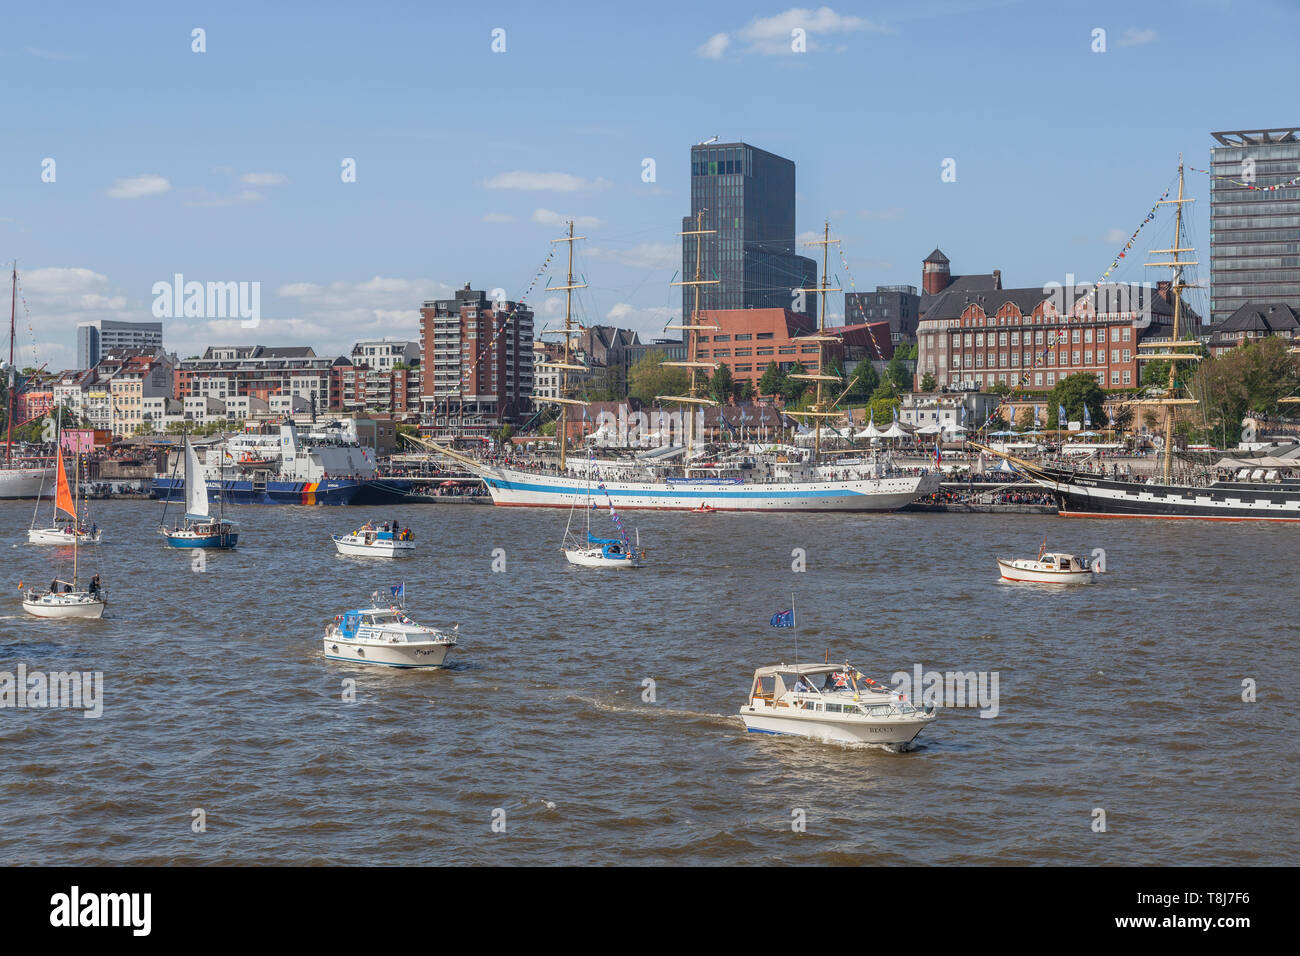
[785,220,845,464]
[536,220,590,472]
[1,261,56,500]
[660,209,721,448]
[974,157,1300,520]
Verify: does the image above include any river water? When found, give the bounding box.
[0,499,1294,865]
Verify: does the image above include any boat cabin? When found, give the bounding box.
[748,663,895,707]
[1039,552,1085,571]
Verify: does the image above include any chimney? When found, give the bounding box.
[1157,280,1171,300]
[992,269,1002,289]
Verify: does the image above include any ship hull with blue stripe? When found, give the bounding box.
[152,476,365,506]
[480,467,939,512]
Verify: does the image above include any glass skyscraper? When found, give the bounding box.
[681,142,817,323]
[1209,128,1300,324]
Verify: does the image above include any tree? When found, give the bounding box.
[1015,406,1035,431]
[884,355,909,392]
[735,380,754,403]
[757,361,785,399]
[706,362,734,405]
[845,362,879,401]
[627,350,688,405]
[1047,372,1106,428]
[1190,336,1297,442]
[989,380,1012,397]
[919,372,937,393]
[781,363,808,403]
[894,342,918,361]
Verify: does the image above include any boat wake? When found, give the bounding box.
[566,694,740,727]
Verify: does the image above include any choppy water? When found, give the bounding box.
[0,499,1295,865]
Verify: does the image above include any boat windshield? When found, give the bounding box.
[365,611,403,626]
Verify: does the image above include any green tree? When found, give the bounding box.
[627,350,688,405]
[1191,336,1297,440]
[1047,372,1106,428]
[884,355,909,392]
[846,362,879,401]
[919,372,937,393]
[1014,406,1035,431]
[781,363,808,403]
[757,361,785,399]
[989,380,1012,397]
[894,342,918,361]
[706,362,735,404]
[735,380,754,403]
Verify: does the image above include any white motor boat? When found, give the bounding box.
[739,662,938,747]
[323,598,457,668]
[996,550,1096,584]
[332,524,416,558]
[22,584,107,619]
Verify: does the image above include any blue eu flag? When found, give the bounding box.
[770,609,794,628]
[390,584,404,599]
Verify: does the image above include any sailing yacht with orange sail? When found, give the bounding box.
[21,443,107,618]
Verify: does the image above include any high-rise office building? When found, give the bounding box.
[681,141,817,324]
[76,319,164,369]
[1209,127,1300,324]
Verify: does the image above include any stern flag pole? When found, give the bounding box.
[792,590,798,669]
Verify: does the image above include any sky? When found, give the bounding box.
[1,0,1296,371]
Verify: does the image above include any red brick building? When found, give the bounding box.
[695,308,892,394]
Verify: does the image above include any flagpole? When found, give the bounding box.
[791,590,798,669]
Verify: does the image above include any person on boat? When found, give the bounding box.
[49,579,58,594]
[794,678,810,693]
[89,574,101,597]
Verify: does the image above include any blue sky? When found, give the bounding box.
[1,0,1295,369]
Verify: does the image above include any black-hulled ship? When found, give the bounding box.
[975,157,1300,521]
[979,450,1300,521]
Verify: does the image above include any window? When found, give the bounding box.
[778,347,796,355]
[1111,371,1120,384]
[1111,350,1120,363]
[976,353,984,367]
[999,352,1008,367]
[1122,328,1131,341]
[964,334,973,347]
[1011,351,1019,366]
[975,333,984,347]
[1123,370,1132,385]
[952,355,960,368]
[1072,350,1080,365]
[1097,329,1106,343]
[1011,331,1020,345]
[1072,329,1081,344]
[735,348,752,356]
[1123,350,1132,363]
[1084,329,1093,343]
[1035,331,1044,345]
[1034,372,1043,386]
[999,332,1008,345]
[735,333,752,341]
[714,349,730,357]
[757,347,774,355]
[1047,372,1055,385]
[714,334,731,342]
[1096,372,1105,386]
[756,332,774,340]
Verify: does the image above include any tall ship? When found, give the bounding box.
[1,263,55,499]
[415,219,938,512]
[976,158,1300,521]
[152,419,377,506]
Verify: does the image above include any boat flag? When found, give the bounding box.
[770,609,795,628]
[390,584,404,600]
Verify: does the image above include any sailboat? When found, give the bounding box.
[562,455,643,568]
[159,434,238,548]
[1,262,55,499]
[28,416,100,545]
[22,443,107,618]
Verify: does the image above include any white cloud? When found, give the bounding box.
[484,171,611,192]
[697,32,731,59]
[241,172,287,185]
[106,174,172,200]
[1104,228,1128,243]
[588,243,679,271]
[482,213,514,223]
[1118,28,1157,47]
[184,190,263,208]
[15,267,139,370]
[710,6,883,56]
[532,208,603,229]
[796,230,822,248]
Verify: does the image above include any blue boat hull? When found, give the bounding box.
[152,477,364,506]
[164,532,238,549]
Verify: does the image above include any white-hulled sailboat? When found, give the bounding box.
[28,417,100,545]
[22,443,107,619]
[159,435,238,549]
[562,455,643,569]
